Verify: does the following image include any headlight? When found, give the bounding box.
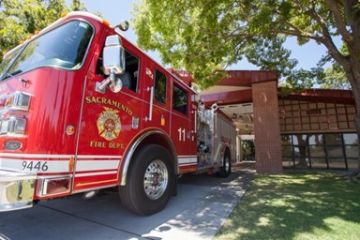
[0,117,27,135]
[5,92,31,111]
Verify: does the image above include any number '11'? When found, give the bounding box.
[178,128,186,142]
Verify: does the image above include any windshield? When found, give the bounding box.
[4,20,93,79]
[0,47,22,80]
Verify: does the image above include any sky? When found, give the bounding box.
[66,0,330,71]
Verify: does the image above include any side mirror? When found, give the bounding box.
[114,21,129,32]
[103,35,125,75]
[96,35,125,93]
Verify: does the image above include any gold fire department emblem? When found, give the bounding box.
[97,107,121,141]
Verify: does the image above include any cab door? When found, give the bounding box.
[73,33,146,192]
[142,66,171,134]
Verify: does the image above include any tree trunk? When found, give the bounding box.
[345,69,360,172]
[354,100,360,172]
[295,134,308,168]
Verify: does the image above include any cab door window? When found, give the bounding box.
[154,70,167,104]
[121,50,139,92]
[173,84,188,115]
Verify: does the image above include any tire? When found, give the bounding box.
[119,144,175,215]
[218,149,231,178]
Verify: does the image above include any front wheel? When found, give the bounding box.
[119,144,175,215]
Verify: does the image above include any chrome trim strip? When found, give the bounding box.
[178,157,197,165]
[148,86,154,121]
[39,176,71,197]
[0,153,122,159]
[178,163,197,167]
[36,174,72,180]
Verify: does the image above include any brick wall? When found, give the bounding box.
[252,81,282,173]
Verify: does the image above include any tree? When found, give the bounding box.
[0,0,85,62]
[320,64,351,89]
[133,0,360,171]
[315,52,352,89]
[71,0,85,11]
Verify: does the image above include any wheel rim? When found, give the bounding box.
[225,157,230,172]
[144,159,169,200]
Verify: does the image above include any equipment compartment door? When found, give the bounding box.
[171,81,197,174]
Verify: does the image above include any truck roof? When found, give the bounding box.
[64,12,196,93]
[3,11,197,94]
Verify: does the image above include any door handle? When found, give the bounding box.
[145,86,154,121]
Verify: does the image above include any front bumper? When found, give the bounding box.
[0,170,36,212]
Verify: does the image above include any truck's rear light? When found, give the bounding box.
[5,92,31,111]
[0,117,27,136]
[41,177,71,196]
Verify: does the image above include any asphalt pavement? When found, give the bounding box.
[0,166,254,240]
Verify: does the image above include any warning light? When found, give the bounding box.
[161,115,166,126]
[102,19,111,27]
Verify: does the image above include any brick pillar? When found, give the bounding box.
[252,81,282,173]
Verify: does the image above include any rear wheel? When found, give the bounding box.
[119,144,174,215]
[218,149,231,178]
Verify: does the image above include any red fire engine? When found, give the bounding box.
[0,12,236,215]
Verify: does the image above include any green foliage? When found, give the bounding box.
[240,140,255,160]
[244,37,297,78]
[133,0,356,89]
[71,0,84,11]
[282,67,324,89]
[320,64,351,89]
[133,0,246,88]
[0,0,86,62]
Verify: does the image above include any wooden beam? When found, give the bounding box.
[200,89,253,106]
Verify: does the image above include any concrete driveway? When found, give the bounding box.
[0,167,253,240]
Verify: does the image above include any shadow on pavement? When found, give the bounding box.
[0,166,254,240]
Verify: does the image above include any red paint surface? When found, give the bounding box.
[0,13,198,199]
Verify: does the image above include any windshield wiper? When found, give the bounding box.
[0,69,22,81]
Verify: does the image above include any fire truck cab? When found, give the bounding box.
[0,12,235,215]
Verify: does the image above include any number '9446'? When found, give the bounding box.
[22,161,49,172]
